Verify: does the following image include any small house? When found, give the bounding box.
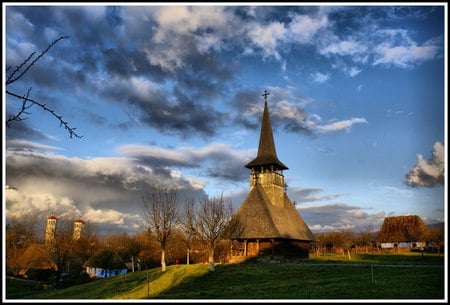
[377,215,430,250]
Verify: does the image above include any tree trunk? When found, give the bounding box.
[208,248,215,271]
[161,248,166,272]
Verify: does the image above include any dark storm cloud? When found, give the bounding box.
[119,143,252,183]
[5,150,207,233]
[5,6,237,138]
[231,87,314,134]
[175,53,234,102]
[133,86,228,138]
[298,203,386,232]
[5,5,373,139]
[288,187,346,203]
[232,88,261,113]
[230,88,268,130]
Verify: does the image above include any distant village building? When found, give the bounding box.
[227,91,316,260]
[377,215,430,250]
[83,249,128,278]
[20,214,85,278]
[45,214,85,248]
[85,266,128,279]
[17,243,58,279]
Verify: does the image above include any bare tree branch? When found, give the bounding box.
[142,185,180,272]
[188,194,234,271]
[6,36,69,85]
[5,35,82,139]
[6,89,81,139]
[6,87,33,124]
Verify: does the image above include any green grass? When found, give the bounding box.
[6,252,445,300]
[310,251,444,265]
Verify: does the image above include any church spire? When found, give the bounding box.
[245,90,288,171]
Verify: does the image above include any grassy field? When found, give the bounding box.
[6,252,445,300]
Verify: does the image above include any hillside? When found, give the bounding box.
[6,253,445,300]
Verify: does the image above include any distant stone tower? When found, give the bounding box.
[45,214,58,249]
[73,219,85,240]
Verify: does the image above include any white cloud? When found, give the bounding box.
[83,207,127,225]
[373,30,441,68]
[288,13,328,44]
[129,77,160,101]
[5,37,36,67]
[311,72,330,83]
[315,117,368,133]
[374,43,440,68]
[5,186,81,220]
[272,99,308,122]
[348,67,362,77]
[5,150,206,232]
[320,39,367,57]
[248,87,367,135]
[405,141,445,187]
[143,6,232,72]
[248,21,287,59]
[6,139,62,151]
[152,6,227,42]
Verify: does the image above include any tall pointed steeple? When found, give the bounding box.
[226,91,316,261]
[245,90,288,171]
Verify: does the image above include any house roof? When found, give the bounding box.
[245,102,288,171]
[226,184,316,241]
[18,244,57,270]
[377,215,430,243]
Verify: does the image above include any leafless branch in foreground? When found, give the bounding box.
[5,35,83,139]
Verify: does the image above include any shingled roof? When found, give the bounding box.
[227,184,316,241]
[18,244,57,271]
[245,101,288,171]
[377,215,430,243]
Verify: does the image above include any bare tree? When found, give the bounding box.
[5,216,38,276]
[48,218,79,279]
[181,198,197,265]
[191,194,234,271]
[5,36,82,139]
[142,186,179,272]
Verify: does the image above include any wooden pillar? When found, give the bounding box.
[271,239,275,256]
[256,239,260,256]
[244,240,248,256]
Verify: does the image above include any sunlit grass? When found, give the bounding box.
[310,251,444,265]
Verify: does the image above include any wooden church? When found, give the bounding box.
[226,91,316,260]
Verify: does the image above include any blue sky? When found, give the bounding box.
[3,3,447,235]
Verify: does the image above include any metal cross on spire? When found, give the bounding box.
[262,90,269,103]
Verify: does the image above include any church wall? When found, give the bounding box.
[230,239,312,259]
